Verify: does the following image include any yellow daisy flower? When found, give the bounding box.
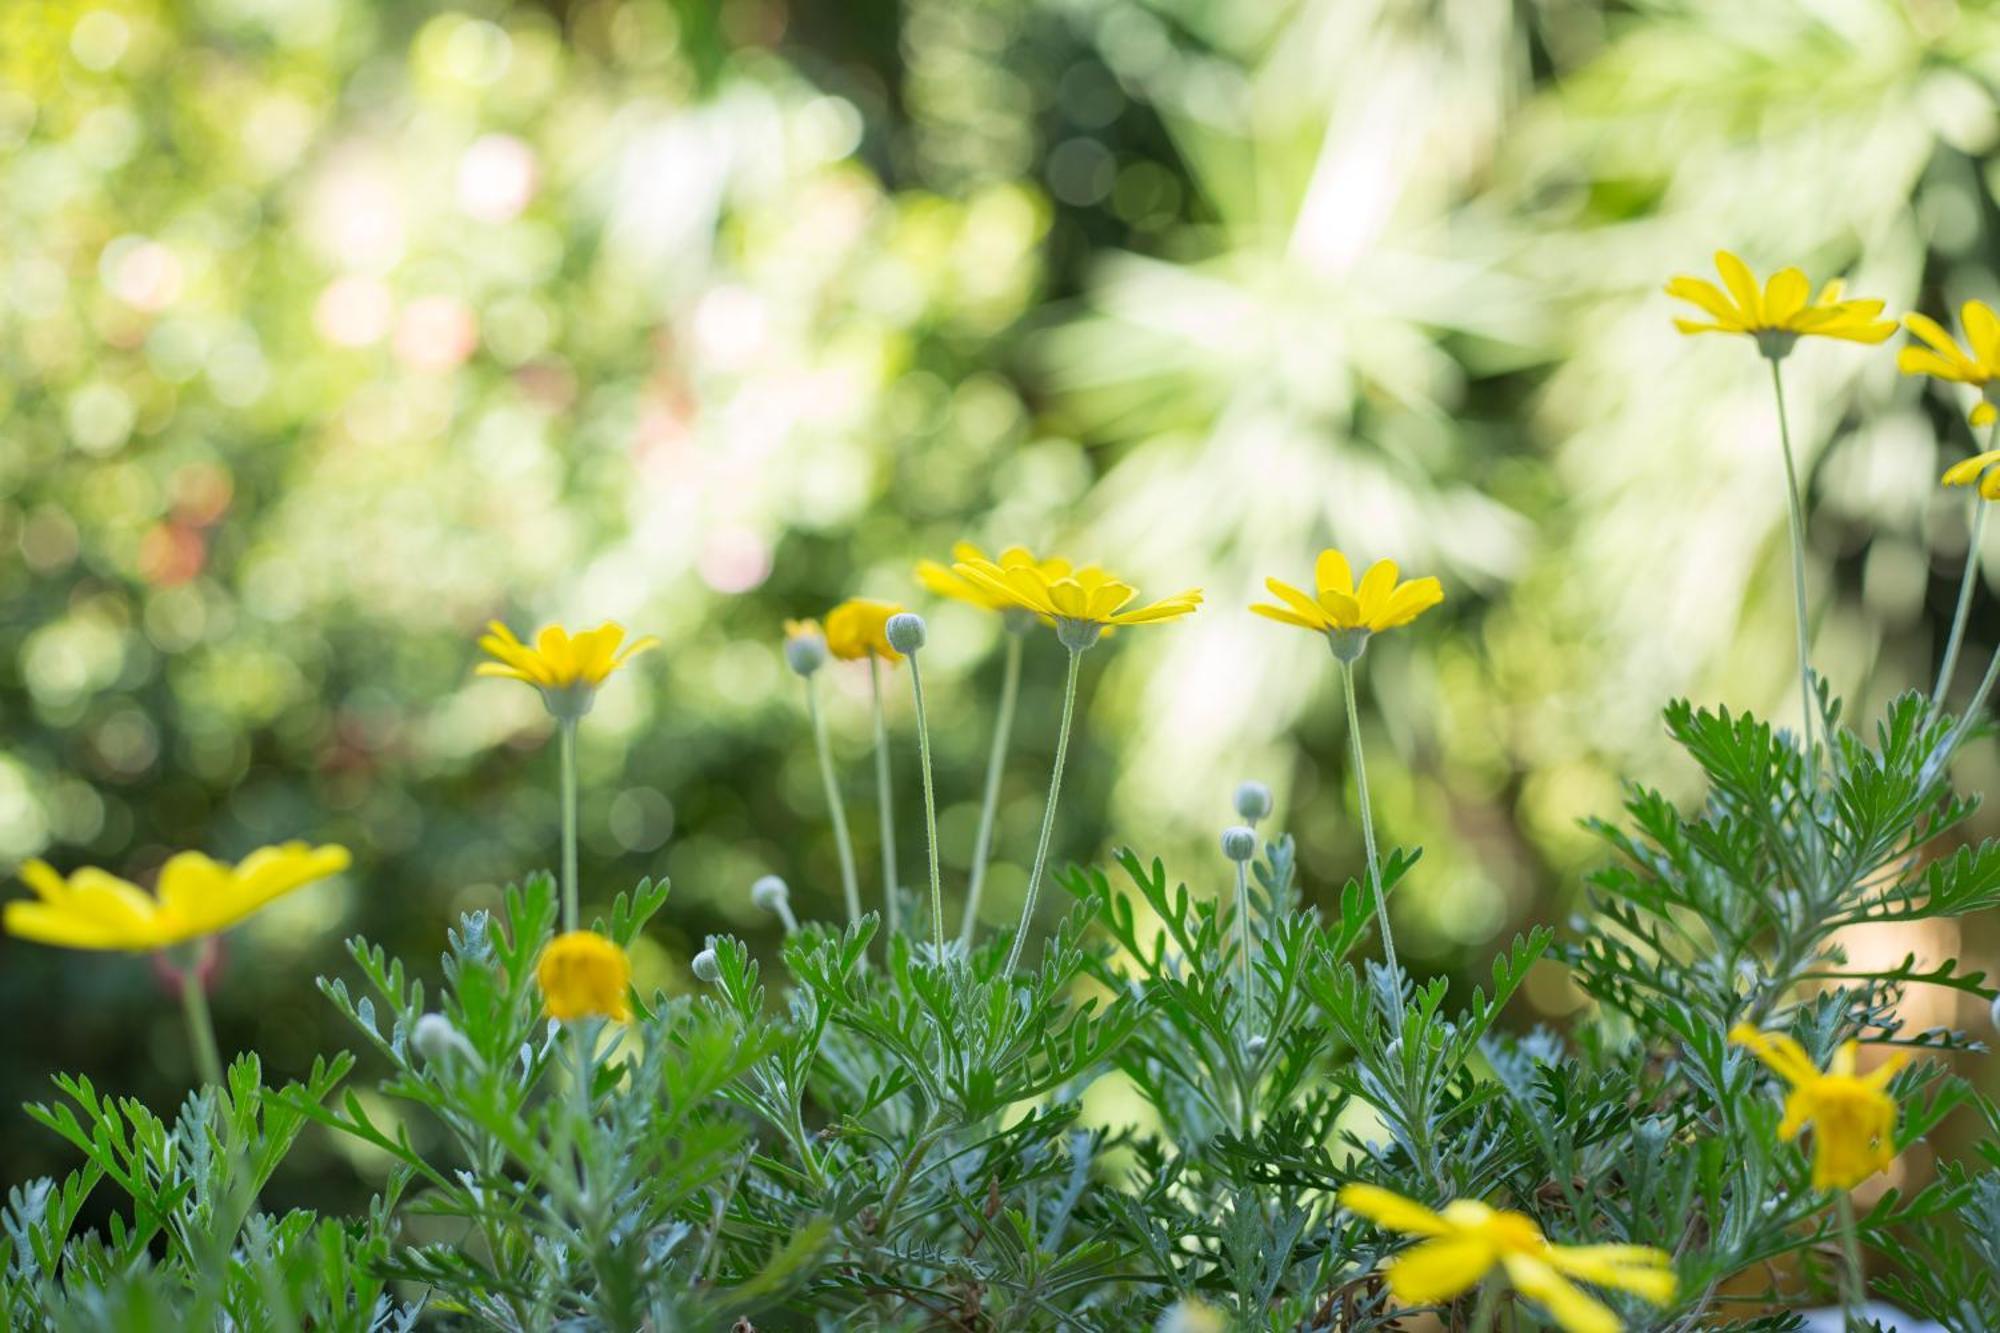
[536,930,632,1022]
[950,555,1200,651]
[1900,302,2000,427]
[1666,251,1894,357]
[4,844,352,953]
[478,621,658,717]
[824,598,906,662]
[917,543,1073,613]
[1251,549,1442,659]
[1730,1024,1908,1191]
[1339,1184,1676,1333]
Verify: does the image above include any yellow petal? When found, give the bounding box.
[1762,267,1809,326]
[1903,346,1975,383]
[1714,251,1763,327]
[1264,577,1329,628]
[1544,1245,1678,1305]
[1965,300,2000,370]
[1374,577,1445,630]
[1314,549,1355,597]
[1337,1184,1452,1237]
[1904,313,1975,367]
[1976,402,1999,427]
[1729,1023,1820,1088]
[1249,602,1323,631]
[1385,1235,1496,1305]
[1355,560,1400,623]
[1502,1254,1622,1333]
[1664,276,1746,329]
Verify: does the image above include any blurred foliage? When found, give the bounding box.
[9,0,2000,1222]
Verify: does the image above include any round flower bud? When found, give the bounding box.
[1233,780,1273,823]
[1989,992,2000,1034]
[751,875,790,912]
[691,947,721,984]
[536,931,632,1022]
[1220,826,1256,863]
[885,612,927,654]
[1245,1034,1268,1059]
[783,620,828,677]
[412,1012,470,1064]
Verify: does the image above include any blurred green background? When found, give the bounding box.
[7,0,2000,1212]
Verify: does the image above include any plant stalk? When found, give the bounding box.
[960,632,1023,949]
[806,675,863,929]
[178,960,225,1089]
[1342,659,1403,1033]
[870,655,900,937]
[906,649,945,953]
[1934,419,2000,706]
[1836,1192,1867,1329]
[1768,357,1819,769]
[1004,647,1082,977]
[559,716,579,933]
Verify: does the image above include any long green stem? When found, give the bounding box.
[1233,857,1254,1021]
[178,962,224,1089]
[960,632,1023,949]
[806,676,863,929]
[559,717,579,933]
[906,650,945,953]
[870,656,899,937]
[1835,1192,1867,1328]
[1769,357,1818,768]
[1468,1277,1502,1333]
[1004,647,1081,977]
[1342,660,1402,1031]
[1934,421,2000,705]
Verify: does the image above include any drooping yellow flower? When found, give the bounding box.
[824,598,906,663]
[917,543,1073,612]
[1730,1024,1908,1191]
[1941,449,2000,500]
[1665,251,1895,354]
[950,555,1200,650]
[478,621,658,717]
[1900,302,2000,427]
[536,930,632,1022]
[1251,550,1442,648]
[4,844,352,952]
[1339,1185,1676,1333]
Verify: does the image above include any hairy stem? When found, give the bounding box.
[806,676,863,930]
[1769,357,1819,769]
[960,632,1023,949]
[1836,1192,1867,1329]
[906,649,945,953]
[1004,647,1081,977]
[559,717,579,932]
[1234,856,1255,1025]
[178,961,224,1089]
[870,656,899,937]
[1934,418,1999,706]
[1342,660,1403,1031]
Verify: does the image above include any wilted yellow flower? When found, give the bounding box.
[536,930,632,1022]
[1900,302,2000,426]
[1339,1185,1675,1333]
[4,844,351,952]
[1941,449,2000,500]
[824,598,905,662]
[1252,550,1442,645]
[1730,1024,1908,1191]
[918,543,1072,612]
[951,555,1200,649]
[478,621,658,716]
[1666,251,1894,353]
